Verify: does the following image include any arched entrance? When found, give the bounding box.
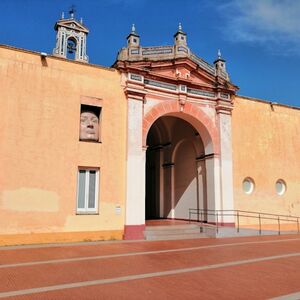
[123,99,235,240]
[146,116,207,220]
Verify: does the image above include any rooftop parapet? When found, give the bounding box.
[116,24,230,81]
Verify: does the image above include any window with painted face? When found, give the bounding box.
[80,108,100,141]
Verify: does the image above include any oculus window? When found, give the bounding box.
[242,177,255,195]
[276,179,286,196]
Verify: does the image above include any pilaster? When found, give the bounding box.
[124,92,146,239]
[216,98,235,224]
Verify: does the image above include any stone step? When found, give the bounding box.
[144,224,210,240]
[144,224,199,231]
[145,233,208,241]
[145,228,202,236]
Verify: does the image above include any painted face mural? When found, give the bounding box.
[80,111,99,141]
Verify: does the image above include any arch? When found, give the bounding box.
[66,36,78,60]
[158,117,172,144]
[143,101,219,154]
[147,117,171,146]
[147,122,162,145]
[171,137,198,163]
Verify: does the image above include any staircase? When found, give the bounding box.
[144,223,209,240]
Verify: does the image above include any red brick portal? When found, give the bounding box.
[142,101,220,153]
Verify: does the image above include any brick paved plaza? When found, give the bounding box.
[1,235,300,299]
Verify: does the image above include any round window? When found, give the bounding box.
[276,179,286,195]
[242,178,255,194]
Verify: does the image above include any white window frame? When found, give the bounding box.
[76,167,99,214]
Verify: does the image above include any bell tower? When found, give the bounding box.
[214,49,228,79]
[174,23,187,46]
[53,7,89,63]
[127,24,140,48]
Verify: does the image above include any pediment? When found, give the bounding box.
[125,59,217,88]
[148,65,214,87]
[117,57,238,92]
[55,19,89,33]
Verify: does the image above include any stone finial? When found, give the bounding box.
[178,23,182,31]
[80,17,83,24]
[215,49,225,62]
[218,49,222,59]
[61,12,65,19]
[132,24,136,33]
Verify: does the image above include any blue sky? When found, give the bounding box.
[0,0,299,107]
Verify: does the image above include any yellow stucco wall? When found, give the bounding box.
[232,96,300,225]
[0,46,127,244]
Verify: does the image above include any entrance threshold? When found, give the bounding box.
[146,219,192,226]
[145,219,203,226]
[145,219,208,240]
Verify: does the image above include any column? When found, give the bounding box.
[163,163,174,219]
[196,159,208,221]
[159,148,164,218]
[205,156,221,224]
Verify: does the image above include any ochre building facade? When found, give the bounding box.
[0,45,127,245]
[0,17,299,245]
[232,97,300,224]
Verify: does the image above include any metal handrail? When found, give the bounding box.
[189,208,300,235]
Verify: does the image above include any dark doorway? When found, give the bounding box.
[145,116,207,220]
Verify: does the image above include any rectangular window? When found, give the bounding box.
[76,168,99,213]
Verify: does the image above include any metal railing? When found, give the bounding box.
[189,208,300,235]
